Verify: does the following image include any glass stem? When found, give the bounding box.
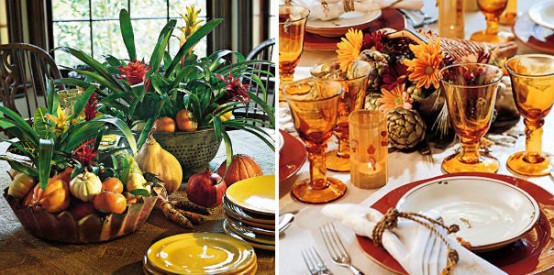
[459,137,481,164]
[484,14,500,35]
[335,122,350,158]
[524,118,544,164]
[307,143,329,190]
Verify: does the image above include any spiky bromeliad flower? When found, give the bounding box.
[85,92,97,121]
[46,106,71,134]
[73,139,97,167]
[216,71,250,105]
[403,38,444,90]
[180,6,204,54]
[118,60,151,85]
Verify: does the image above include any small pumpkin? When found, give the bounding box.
[70,170,102,202]
[176,109,198,131]
[155,117,176,132]
[28,178,70,213]
[135,135,183,194]
[8,173,36,198]
[126,172,151,194]
[7,168,21,180]
[93,192,127,214]
[217,154,263,186]
[102,177,124,193]
[54,167,74,184]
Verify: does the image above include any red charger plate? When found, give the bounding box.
[357,172,554,274]
[304,9,407,51]
[278,130,307,184]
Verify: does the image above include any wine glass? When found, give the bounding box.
[470,0,514,43]
[505,54,554,176]
[279,5,309,101]
[282,78,346,204]
[310,60,371,172]
[439,63,503,174]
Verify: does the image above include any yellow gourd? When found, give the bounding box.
[135,135,183,194]
[126,172,152,194]
[8,173,36,198]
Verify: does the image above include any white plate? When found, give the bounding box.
[306,10,382,37]
[529,1,554,30]
[397,176,539,252]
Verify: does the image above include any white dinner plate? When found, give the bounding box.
[529,1,554,30]
[306,10,382,37]
[396,176,540,252]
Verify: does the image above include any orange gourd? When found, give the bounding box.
[176,109,198,131]
[53,167,74,184]
[93,192,127,214]
[28,178,70,213]
[216,154,263,186]
[155,117,176,132]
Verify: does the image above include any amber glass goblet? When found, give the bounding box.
[439,63,503,174]
[279,5,309,101]
[470,0,514,43]
[283,78,346,204]
[310,61,371,172]
[505,54,554,176]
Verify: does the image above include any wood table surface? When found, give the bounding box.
[0,130,276,274]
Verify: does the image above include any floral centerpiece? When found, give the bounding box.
[335,28,516,150]
[55,7,274,174]
[1,82,160,243]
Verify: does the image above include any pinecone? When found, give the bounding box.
[406,84,424,101]
[358,49,389,92]
[364,92,382,110]
[387,108,426,150]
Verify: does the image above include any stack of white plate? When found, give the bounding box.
[222,175,276,251]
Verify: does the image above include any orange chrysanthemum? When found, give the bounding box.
[403,39,444,89]
[336,29,363,71]
[379,83,413,113]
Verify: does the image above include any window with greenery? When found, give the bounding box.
[51,0,207,68]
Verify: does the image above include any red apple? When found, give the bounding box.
[186,171,227,208]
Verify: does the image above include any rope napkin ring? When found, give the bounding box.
[372,208,461,275]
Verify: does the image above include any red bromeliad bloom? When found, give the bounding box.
[85,93,97,121]
[118,60,151,85]
[216,71,250,104]
[73,139,97,167]
[382,61,408,91]
[362,31,386,52]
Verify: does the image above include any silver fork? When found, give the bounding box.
[320,223,365,275]
[302,246,334,275]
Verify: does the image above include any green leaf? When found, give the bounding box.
[69,85,96,122]
[221,131,233,171]
[248,92,275,126]
[5,160,37,178]
[94,116,138,156]
[0,106,39,144]
[53,78,93,89]
[46,78,59,114]
[166,19,223,77]
[62,67,126,95]
[0,139,34,159]
[57,47,128,92]
[250,74,267,102]
[149,19,177,72]
[170,65,203,89]
[33,107,49,139]
[213,116,223,142]
[137,118,155,151]
[163,51,172,72]
[130,189,151,197]
[104,55,122,66]
[37,139,54,189]
[119,9,137,61]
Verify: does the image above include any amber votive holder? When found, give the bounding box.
[348,110,388,189]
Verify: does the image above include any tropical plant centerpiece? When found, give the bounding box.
[335,28,517,151]
[1,83,159,243]
[56,6,275,178]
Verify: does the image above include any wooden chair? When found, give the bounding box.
[235,38,275,127]
[0,43,62,119]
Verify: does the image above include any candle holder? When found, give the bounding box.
[505,54,554,176]
[349,110,388,189]
[439,63,503,174]
[310,60,371,172]
[283,78,346,204]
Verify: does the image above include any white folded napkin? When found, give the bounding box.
[322,204,507,275]
[288,0,424,21]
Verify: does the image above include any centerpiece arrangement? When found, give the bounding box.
[55,7,274,178]
[336,28,518,150]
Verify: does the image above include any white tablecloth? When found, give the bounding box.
[279,1,554,274]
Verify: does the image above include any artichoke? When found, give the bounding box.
[364,93,382,111]
[406,84,424,101]
[387,108,426,150]
[358,49,389,92]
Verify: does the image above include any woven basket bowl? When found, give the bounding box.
[3,188,157,243]
[153,128,222,179]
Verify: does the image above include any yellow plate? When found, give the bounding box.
[225,175,276,215]
[223,220,276,251]
[146,233,256,275]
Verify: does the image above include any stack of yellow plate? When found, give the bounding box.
[143,233,257,274]
[222,175,276,251]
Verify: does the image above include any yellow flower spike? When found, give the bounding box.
[336,29,363,72]
[46,106,71,133]
[179,5,204,53]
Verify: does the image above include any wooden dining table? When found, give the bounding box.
[0,129,275,274]
[279,0,554,274]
